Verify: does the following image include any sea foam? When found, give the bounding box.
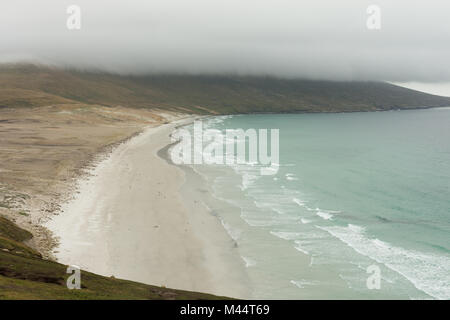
[318,224,450,300]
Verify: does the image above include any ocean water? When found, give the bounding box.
[175,108,450,299]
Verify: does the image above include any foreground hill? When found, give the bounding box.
[1,64,449,113]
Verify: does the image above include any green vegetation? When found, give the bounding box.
[0,216,228,300]
[0,216,33,242]
[1,64,449,113]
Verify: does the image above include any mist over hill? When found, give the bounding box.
[1,64,449,114]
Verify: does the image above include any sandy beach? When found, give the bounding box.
[45,118,250,298]
[0,105,172,256]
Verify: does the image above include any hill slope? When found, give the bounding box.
[1,64,449,113]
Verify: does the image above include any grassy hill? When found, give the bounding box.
[0,216,227,300]
[1,64,449,113]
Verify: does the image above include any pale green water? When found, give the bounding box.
[180,108,450,299]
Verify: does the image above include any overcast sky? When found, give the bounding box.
[1,0,450,85]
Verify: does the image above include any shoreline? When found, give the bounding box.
[45,116,250,298]
[158,128,253,297]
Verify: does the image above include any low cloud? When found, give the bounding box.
[1,0,449,81]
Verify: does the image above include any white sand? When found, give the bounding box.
[46,118,250,298]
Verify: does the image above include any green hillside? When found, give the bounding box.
[1,64,449,113]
